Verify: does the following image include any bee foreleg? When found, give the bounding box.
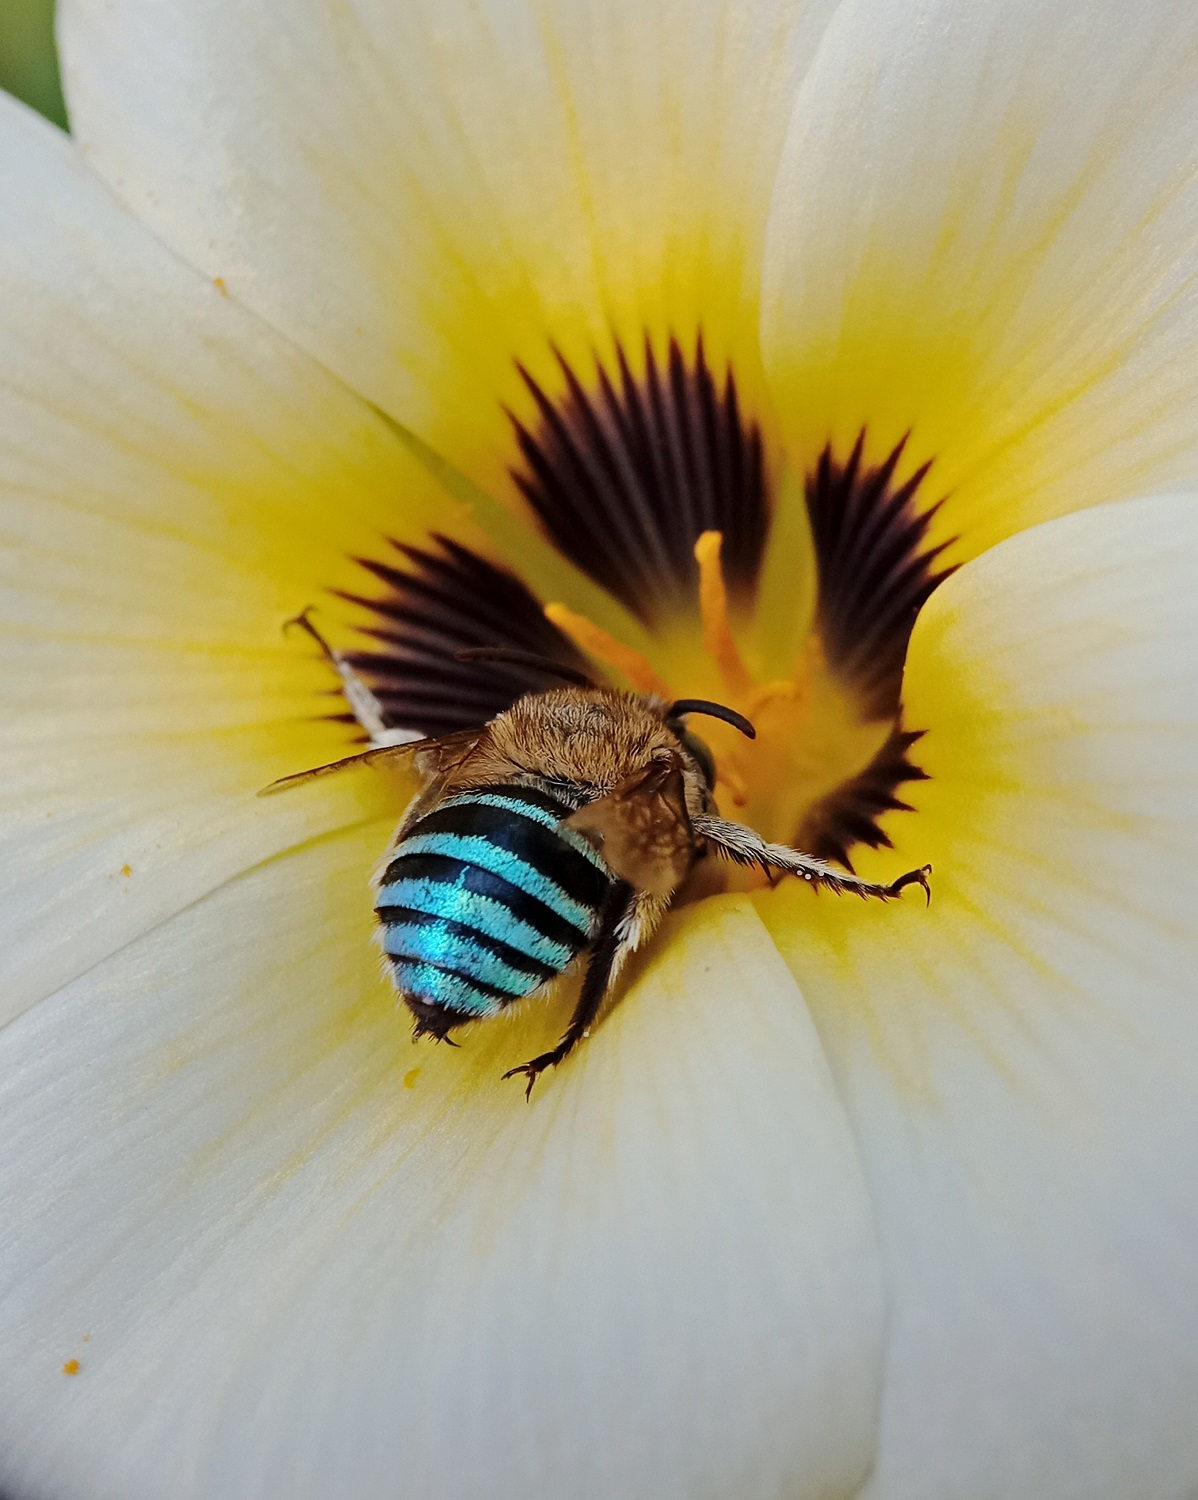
[286,607,417,749]
[693,813,931,904]
[503,881,636,1100]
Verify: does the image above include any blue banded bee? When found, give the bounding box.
[266,618,930,1097]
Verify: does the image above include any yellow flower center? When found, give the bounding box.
[545,528,892,857]
[338,338,947,880]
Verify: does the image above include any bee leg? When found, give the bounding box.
[692,813,932,904]
[503,882,635,1101]
[285,607,413,749]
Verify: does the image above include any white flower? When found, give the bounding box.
[1,1,1197,1498]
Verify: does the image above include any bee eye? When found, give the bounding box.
[678,729,717,790]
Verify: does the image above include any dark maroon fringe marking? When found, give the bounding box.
[337,535,590,739]
[798,433,954,864]
[334,385,949,868]
[806,432,955,723]
[508,335,768,626]
[797,724,930,873]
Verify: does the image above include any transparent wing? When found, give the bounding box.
[258,727,482,797]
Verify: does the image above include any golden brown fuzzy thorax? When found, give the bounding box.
[441,687,682,794]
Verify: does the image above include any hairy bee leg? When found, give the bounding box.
[503,882,634,1101]
[692,813,932,904]
[285,607,413,748]
[611,888,671,975]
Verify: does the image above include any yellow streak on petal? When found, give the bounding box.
[543,603,671,698]
[751,467,819,679]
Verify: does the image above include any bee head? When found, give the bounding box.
[665,699,756,791]
[442,651,757,817]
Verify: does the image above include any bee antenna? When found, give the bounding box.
[669,699,757,740]
[453,647,594,687]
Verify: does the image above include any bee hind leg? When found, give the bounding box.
[285,606,413,749]
[503,882,634,1101]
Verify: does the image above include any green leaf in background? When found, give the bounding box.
[0,0,67,130]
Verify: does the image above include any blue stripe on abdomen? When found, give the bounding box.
[398,791,610,909]
[390,832,597,929]
[389,958,510,1019]
[378,852,593,951]
[376,877,576,970]
[381,910,554,997]
[378,785,614,1027]
[437,790,607,866]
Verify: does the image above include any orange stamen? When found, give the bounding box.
[544,603,671,697]
[694,531,752,696]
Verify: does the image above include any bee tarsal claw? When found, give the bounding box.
[502,1052,561,1101]
[887,863,933,905]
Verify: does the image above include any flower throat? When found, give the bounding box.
[333,333,954,873]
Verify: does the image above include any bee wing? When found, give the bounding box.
[258,727,484,797]
[566,761,696,898]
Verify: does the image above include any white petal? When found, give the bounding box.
[757,494,1198,1500]
[59,0,838,503]
[762,0,1198,559]
[0,93,464,1023]
[0,832,884,1500]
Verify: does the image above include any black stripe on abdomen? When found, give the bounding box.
[378,851,593,952]
[399,798,610,911]
[375,904,560,986]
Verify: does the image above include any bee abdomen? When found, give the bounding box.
[376,784,613,1028]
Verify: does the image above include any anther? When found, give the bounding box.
[716,763,750,808]
[694,531,752,697]
[543,602,671,697]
